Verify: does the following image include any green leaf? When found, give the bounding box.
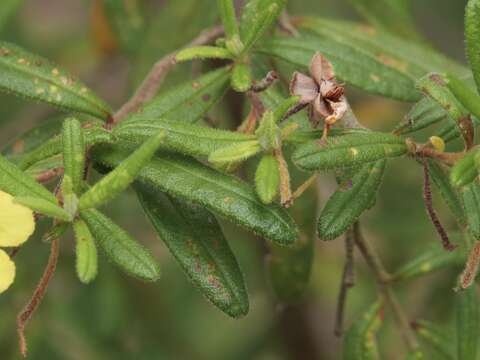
[392,245,461,281]
[231,62,252,92]
[73,218,98,284]
[456,287,479,360]
[444,73,480,120]
[466,0,480,92]
[0,42,112,119]
[125,67,231,124]
[114,118,256,159]
[255,154,280,204]
[239,0,284,53]
[256,110,281,150]
[62,118,85,194]
[209,140,261,164]
[18,124,114,171]
[293,132,407,171]
[14,196,72,221]
[136,184,249,318]
[217,0,240,41]
[81,208,160,281]
[94,146,298,245]
[428,160,466,228]
[462,181,480,240]
[347,0,421,41]
[0,153,57,203]
[103,0,144,55]
[413,320,455,360]
[450,148,480,188]
[343,301,383,360]
[79,130,166,210]
[175,46,234,62]
[258,17,467,102]
[318,160,385,240]
[393,98,450,135]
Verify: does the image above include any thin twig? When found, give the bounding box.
[35,167,64,184]
[17,238,60,357]
[113,25,224,123]
[291,174,317,201]
[353,224,419,352]
[251,71,278,92]
[422,158,457,251]
[334,227,356,336]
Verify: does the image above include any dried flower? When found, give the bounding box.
[290,52,347,128]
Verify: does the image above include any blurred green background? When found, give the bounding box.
[0,0,470,359]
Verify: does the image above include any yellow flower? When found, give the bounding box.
[0,190,35,294]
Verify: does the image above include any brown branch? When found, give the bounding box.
[17,238,60,357]
[334,227,356,336]
[251,71,278,92]
[113,25,224,124]
[274,147,293,207]
[353,223,419,352]
[35,167,64,184]
[291,174,317,201]
[422,158,457,251]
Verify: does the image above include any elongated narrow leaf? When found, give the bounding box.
[81,209,160,281]
[456,287,479,360]
[14,196,72,221]
[413,320,455,360]
[318,160,385,240]
[18,125,114,171]
[0,42,111,119]
[394,98,450,135]
[209,140,261,164]
[347,0,420,41]
[231,62,252,92]
[444,73,480,120]
[450,148,480,188]
[73,219,98,284]
[462,182,480,240]
[103,0,144,55]
[176,46,234,62]
[239,0,284,53]
[126,67,230,124]
[79,130,166,210]
[293,132,407,171]
[62,118,85,194]
[94,146,298,244]
[428,160,466,228]
[0,153,57,203]
[343,301,383,360]
[114,118,256,158]
[258,17,466,102]
[217,0,239,40]
[255,154,280,204]
[392,245,462,281]
[136,184,248,318]
[466,0,480,92]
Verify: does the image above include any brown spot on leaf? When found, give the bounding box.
[429,73,446,86]
[202,94,211,102]
[377,54,408,72]
[192,81,200,89]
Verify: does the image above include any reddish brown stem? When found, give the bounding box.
[17,238,60,357]
[422,158,457,251]
[251,71,278,92]
[35,167,64,184]
[458,241,480,290]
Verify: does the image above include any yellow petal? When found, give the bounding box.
[429,136,445,153]
[0,191,35,247]
[0,249,15,293]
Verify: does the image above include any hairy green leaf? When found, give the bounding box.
[81,208,160,281]
[466,0,480,92]
[0,42,111,119]
[114,118,256,159]
[176,46,234,62]
[392,246,462,281]
[456,287,479,360]
[73,218,98,284]
[293,132,407,171]
[79,130,166,210]
[136,185,248,318]
[0,153,57,203]
[14,196,72,221]
[94,146,298,245]
[444,73,480,120]
[125,67,230,124]
[255,154,280,204]
[413,320,455,360]
[217,0,240,41]
[343,301,383,360]
[462,182,480,240]
[209,140,261,164]
[231,62,252,92]
[394,98,450,135]
[450,148,480,188]
[62,118,85,194]
[318,160,385,240]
